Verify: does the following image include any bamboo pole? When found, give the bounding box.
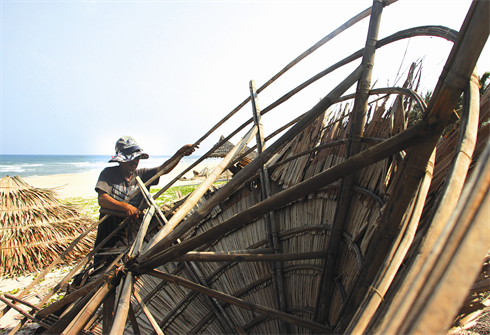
[250,79,289,333]
[133,289,165,335]
[185,261,237,334]
[136,175,167,226]
[135,121,430,273]
[127,302,141,335]
[3,295,40,312]
[128,205,156,258]
[103,289,116,335]
[109,272,134,335]
[61,278,116,335]
[315,0,385,324]
[138,65,363,264]
[174,251,329,262]
[142,124,258,254]
[147,270,332,334]
[35,275,106,319]
[0,296,51,329]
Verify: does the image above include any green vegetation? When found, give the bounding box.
[61,182,226,221]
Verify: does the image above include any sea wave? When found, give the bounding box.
[0,165,26,173]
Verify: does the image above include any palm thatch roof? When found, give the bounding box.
[1,1,489,334]
[0,175,95,276]
[209,135,258,169]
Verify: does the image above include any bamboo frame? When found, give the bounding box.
[138,65,364,264]
[315,1,385,323]
[127,302,141,335]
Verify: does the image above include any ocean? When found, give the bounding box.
[0,155,205,178]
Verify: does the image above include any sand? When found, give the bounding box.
[22,161,220,199]
[0,269,69,333]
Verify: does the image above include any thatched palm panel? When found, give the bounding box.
[0,176,95,276]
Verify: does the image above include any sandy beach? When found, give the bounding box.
[22,161,220,199]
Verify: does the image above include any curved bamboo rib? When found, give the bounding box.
[238,85,425,172]
[371,72,483,334]
[146,25,456,205]
[338,87,427,112]
[260,26,456,117]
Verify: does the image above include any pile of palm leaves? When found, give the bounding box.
[0,175,95,276]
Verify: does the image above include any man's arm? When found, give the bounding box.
[157,144,196,174]
[97,190,140,218]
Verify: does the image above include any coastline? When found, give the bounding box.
[22,161,219,199]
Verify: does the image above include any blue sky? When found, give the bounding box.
[1,0,488,156]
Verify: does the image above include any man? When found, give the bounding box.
[94,135,195,263]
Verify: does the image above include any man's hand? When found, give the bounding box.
[98,191,140,219]
[179,144,198,157]
[122,203,141,219]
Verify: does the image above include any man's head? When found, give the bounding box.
[108,136,149,164]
